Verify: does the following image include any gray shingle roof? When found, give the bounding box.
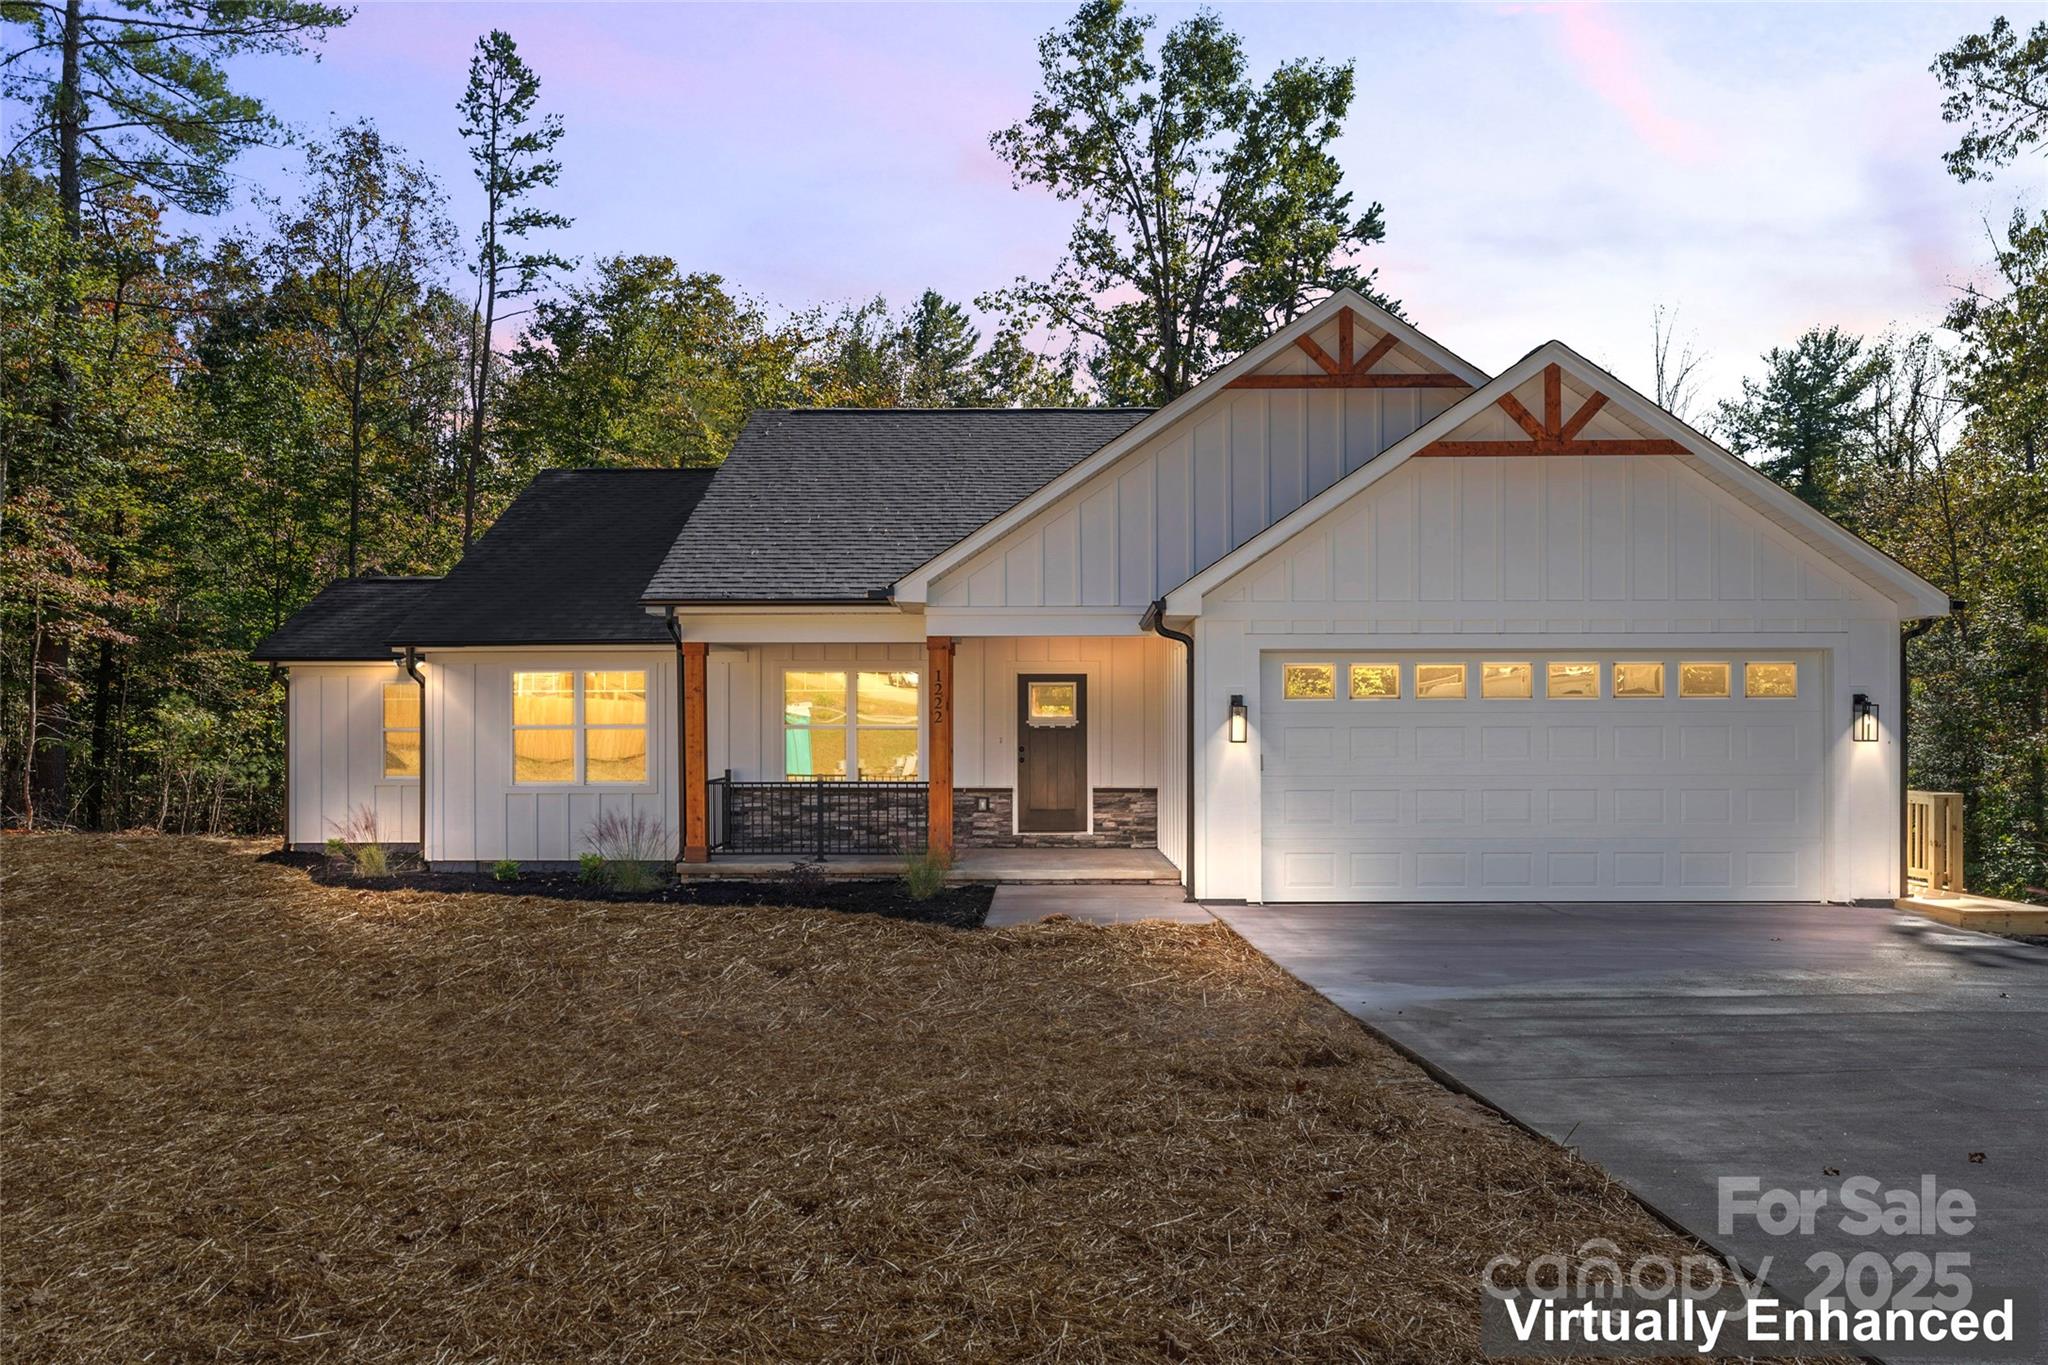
[393,468,716,646]
[250,575,439,662]
[642,408,1153,603]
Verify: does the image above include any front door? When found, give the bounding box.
[1017,675,1087,833]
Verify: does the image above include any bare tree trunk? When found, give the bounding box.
[347,350,364,574]
[24,606,43,828]
[30,0,85,824]
[83,509,124,828]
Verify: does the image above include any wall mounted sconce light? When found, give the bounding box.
[1228,694,1248,743]
[1852,693,1878,743]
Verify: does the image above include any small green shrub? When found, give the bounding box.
[329,806,391,876]
[583,810,671,893]
[491,859,520,883]
[605,858,662,893]
[902,849,954,901]
[578,852,606,884]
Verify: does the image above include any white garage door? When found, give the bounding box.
[1260,652,1825,902]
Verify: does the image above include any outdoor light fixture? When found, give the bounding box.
[1228,694,1248,743]
[1852,693,1878,743]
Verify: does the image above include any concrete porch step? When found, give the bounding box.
[679,847,1183,886]
[1896,893,2048,935]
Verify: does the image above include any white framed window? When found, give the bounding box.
[382,682,420,778]
[783,668,920,781]
[1547,662,1600,699]
[1348,664,1399,699]
[1282,663,1337,700]
[1026,679,1080,725]
[1680,661,1731,699]
[1415,663,1468,700]
[512,669,648,785]
[1745,661,1798,698]
[1481,662,1533,699]
[1614,662,1665,699]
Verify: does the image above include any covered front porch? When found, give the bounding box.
[672,626,1186,879]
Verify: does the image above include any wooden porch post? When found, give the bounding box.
[927,636,954,858]
[682,640,709,863]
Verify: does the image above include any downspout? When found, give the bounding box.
[1897,602,1962,896]
[665,607,686,865]
[403,647,426,866]
[1143,599,1196,901]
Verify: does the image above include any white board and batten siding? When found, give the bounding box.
[705,636,1174,795]
[423,649,679,867]
[929,317,1467,614]
[286,663,421,849]
[1194,451,1907,903]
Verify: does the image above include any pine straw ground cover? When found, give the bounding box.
[5,835,1825,1363]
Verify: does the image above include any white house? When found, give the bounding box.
[255,291,1950,902]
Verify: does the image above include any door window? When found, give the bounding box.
[1026,680,1080,726]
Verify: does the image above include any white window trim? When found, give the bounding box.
[381,681,421,782]
[511,669,654,790]
[779,666,923,783]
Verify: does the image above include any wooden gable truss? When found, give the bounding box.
[1226,307,1470,390]
[1418,363,1688,457]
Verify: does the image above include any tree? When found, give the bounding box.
[498,257,815,473]
[3,0,349,217]
[3,0,346,821]
[456,28,570,549]
[1945,211,2046,476]
[268,121,456,574]
[987,0,1388,405]
[814,289,1083,408]
[1650,305,1706,423]
[1715,326,1885,520]
[1931,15,2048,182]
[892,289,981,406]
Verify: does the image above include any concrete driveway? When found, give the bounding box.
[1211,901,2048,1358]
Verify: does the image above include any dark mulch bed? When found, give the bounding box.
[257,849,992,928]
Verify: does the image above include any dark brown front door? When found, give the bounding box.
[1017,675,1087,833]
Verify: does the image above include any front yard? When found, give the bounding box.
[8,835,1729,1361]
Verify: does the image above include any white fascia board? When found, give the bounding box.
[670,611,927,645]
[924,606,1155,637]
[270,659,408,670]
[1165,340,1951,619]
[891,289,1488,603]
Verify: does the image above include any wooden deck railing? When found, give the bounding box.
[1906,790,1965,897]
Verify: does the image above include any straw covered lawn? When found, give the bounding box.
[7,835,1743,1362]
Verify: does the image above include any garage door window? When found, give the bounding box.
[1745,662,1798,698]
[1415,663,1467,699]
[1348,664,1399,699]
[1680,662,1731,698]
[1283,664,1336,700]
[1614,662,1664,698]
[1481,662,1532,699]
[1547,662,1600,699]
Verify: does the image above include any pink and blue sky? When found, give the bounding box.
[213,1,2027,407]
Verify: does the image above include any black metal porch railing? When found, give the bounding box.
[708,770,927,857]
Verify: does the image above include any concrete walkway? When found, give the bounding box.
[985,883,1212,927]
[1211,901,2048,1362]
